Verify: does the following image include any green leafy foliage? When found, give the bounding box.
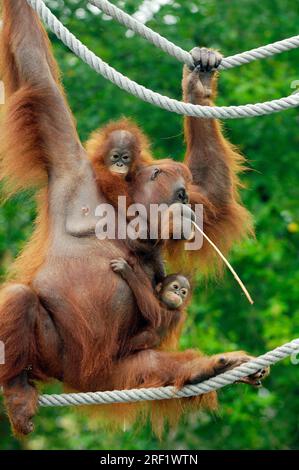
[0,0,299,450]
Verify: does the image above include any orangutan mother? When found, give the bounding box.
[0,0,266,436]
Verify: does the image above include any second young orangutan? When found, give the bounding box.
[111,257,190,352]
[111,257,268,387]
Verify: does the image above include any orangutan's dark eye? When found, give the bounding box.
[151,168,161,180]
[177,188,188,203]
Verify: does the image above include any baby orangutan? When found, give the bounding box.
[110,258,190,351]
[87,119,153,209]
[111,258,269,387]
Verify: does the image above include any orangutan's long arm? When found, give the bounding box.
[0,0,83,189]
[182,48,252,266]
[183,48,237,205]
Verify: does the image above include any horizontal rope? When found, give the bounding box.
[27,0,299,119]
[39,339,299,407]
[90,0,299,70]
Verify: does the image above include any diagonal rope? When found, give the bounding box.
[89,0,194,68]
[89,0,299,71]
[39,339,299,407]
[26,0,299,119]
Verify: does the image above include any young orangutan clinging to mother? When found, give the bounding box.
[87,118,153,209]
[111,258,191,352]
[111,258,267,387]
[87,119,168,284]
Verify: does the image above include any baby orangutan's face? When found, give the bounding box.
[105,130,137,176]
[157,275,190,309]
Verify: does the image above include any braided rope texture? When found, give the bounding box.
[90,0,299,70]
[27,0,299,119]
[39,339,299,407]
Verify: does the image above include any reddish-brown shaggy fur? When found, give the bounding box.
[87,118,153,208]
[0,1,259,437]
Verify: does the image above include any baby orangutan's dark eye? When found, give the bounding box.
[181,289,187,296]
[173,284,179,290]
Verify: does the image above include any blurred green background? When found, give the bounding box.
[1,0,299,450]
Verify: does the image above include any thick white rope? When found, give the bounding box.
[26,0,299,119]
[39,339,299,407]
[89,0,194,68]
[90,0,299,71]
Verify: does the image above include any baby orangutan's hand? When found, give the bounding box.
[110,258,132,277]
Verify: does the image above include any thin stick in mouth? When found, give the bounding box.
[192,221,254,305]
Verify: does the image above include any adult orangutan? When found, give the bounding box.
[0,1,267,436]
